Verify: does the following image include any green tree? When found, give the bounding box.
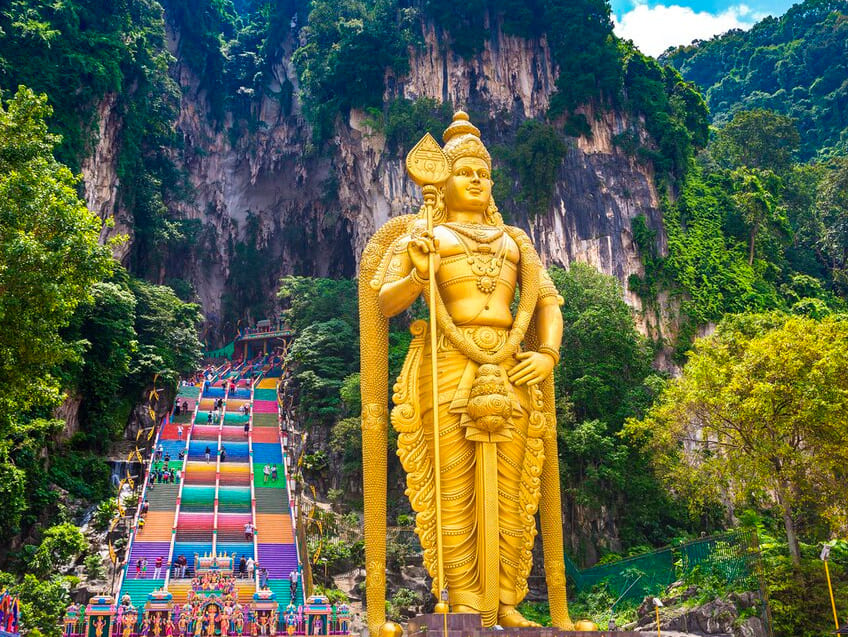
[548,265,686,551]
[0,570,73,637]
[729,167,786,265]
[811,157,848,294]
[664,0,848,159]
[287,319,358,428]
[67,280,138,448]
[292,0,415,140]
[31,522,87,577]
[127,276,203,389]
[626,312,848,566]
[549,263,655,426]
[277,277,358,332]
[712,109,800,172]
[0,87,113,537]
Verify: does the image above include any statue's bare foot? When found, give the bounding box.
[497,606,540,628]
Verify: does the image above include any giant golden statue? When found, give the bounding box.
[360,112,572,634]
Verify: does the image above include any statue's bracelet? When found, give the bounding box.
[409,269,428,287]
[538,346,560,364]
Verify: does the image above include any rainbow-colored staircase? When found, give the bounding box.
[116,361,304,609]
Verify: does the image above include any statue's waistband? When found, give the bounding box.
[438,325,509,354]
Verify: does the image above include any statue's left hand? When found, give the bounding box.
[507,351,556,386]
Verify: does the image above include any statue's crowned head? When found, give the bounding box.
[442,110,491,170]
[431,110,503,226]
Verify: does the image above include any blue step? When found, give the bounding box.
[173,541,213,576]
[152,440,187,459]
[252,443,283,464]
[219,441,249,461]
[188,440,217,460]
[216,542,254,562]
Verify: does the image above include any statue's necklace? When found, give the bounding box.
[445,225,506,294]
[445,221,504,244]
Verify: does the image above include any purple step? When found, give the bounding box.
[128,541,171,578]
[256,543,299,578]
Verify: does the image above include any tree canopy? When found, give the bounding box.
[626,312,848,565]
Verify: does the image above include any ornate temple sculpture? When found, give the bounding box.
[360,111,572,634]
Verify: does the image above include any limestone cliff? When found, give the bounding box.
[82,15,663,340]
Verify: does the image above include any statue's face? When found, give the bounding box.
[444,156,492,214]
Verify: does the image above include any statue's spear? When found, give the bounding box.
[406,133,451,615]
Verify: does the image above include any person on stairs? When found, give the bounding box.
[289,569,298,601]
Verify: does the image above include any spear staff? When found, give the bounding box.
[405,133,451,616]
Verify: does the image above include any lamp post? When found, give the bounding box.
[652,598,663,637]
[821,544,840,631]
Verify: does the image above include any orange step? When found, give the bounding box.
[257,379,277,389]
[138,511,174,542]
[167,580,192,603]
[255,514,294,543]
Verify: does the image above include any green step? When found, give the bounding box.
[152,460,184,472]
[180,485,215,512]
[147,484,179,511]
[218,487,251,507]
[119,579,165,607]
[253,389,277,401]
[254,488,287,513]
[253,465,287,490]
[265,580,304,607]
[252,414,277,427]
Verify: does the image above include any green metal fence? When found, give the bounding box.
[565,529,763,602]
[564,529,771,636]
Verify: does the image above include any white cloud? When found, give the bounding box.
[613,3,763,57]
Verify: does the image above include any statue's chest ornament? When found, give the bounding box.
[445,223,507,294]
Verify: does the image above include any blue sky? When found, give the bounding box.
[609,0,799,56]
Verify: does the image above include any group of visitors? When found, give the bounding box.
[133,556,168,579]
[237,555,256,579]
[150,453,181,483]
[151,466,180,484]
[262,463,279,483]
[173,554,189,578]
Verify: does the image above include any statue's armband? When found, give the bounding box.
[538,269,564,307]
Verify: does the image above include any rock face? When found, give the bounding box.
[634,589,769,637]
[80,15,663,341]
[80,93,131,261]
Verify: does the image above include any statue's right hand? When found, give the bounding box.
[407,232,440,279]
